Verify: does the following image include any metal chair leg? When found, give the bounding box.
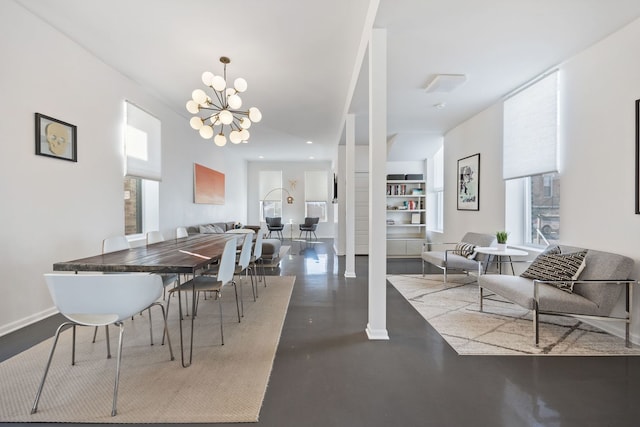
[31,322,74,414]
[217,292,224,345]
[111,322,125,416]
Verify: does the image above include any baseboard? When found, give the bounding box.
[365,324,389,340]
[0,306,58,337]
[344,271,356,278]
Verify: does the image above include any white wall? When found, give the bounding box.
[0,2,247,335]
[442,16,640,341]
[442,104,505,244]
[247,160,334,238]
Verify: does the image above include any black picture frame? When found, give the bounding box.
[636,99,640,214]
[457,153,480,211]
[35,113,77,162]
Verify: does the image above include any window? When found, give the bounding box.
[124,102,161,237]
[430,145,444,232]
[304,171,328,222]
[504,72,559,246]
[259,171,283,220]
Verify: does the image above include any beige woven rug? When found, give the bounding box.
[0,275,295,423]
[388,274,640,355]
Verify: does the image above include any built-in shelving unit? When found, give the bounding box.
[386,179,426,257]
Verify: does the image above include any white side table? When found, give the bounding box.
[475,246,528,275]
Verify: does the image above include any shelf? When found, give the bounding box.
[386,178,426,257]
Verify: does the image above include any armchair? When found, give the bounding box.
[265,217,284,239]
[299,217,319,240]
[421,232,496,282]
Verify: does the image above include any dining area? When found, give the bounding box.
[1,230,296,422]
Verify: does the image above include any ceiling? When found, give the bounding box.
[15,0,640,162]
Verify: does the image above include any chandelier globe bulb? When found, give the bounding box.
[214,133,227,146]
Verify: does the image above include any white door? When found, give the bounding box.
[354,172,369,254]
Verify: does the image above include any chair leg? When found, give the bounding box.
[147,308,154,345]
[232,280,241,322]
[31,322,75,414]
[149,302,174,361]
[111,322,125,417]
[217,291,224,345]
[479,287,484,311]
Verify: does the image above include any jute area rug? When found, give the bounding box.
[0,275,295,423]
[388,274,640,356]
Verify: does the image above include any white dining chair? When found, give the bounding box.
[168,238,238,346]
[31,273,174,417]
[249,231,266,296]
[176,226,188,238]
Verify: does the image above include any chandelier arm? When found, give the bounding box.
[210,90,226,108]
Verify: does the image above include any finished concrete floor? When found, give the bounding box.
[2,239,640,426]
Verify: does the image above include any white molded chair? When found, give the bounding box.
[31,273,174,417]
[176,227,188,239]
[249,231,266,295]
[235,232,255,313]
[102,235,129,254]
[168,238,238,346]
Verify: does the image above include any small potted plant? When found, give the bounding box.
[496,231,508,251]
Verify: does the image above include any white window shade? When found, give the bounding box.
[259,171,283,200]
[305,171,328,201]
[503,72,558,180]
[125,102,161,181]
[433,146,444,190]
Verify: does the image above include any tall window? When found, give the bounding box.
[124,102,161,236]
[431,145,444,232]
[504,72,560,246]
[259,170,283,220]
[304,171,328,222]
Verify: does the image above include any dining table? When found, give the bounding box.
[53,233,239,367]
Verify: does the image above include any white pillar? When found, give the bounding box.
[345,114,356,278]
[366,28,388,340]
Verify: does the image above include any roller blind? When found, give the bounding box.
[433,146,444,191]
[503,72,558,180]
[305,171,328,201]
[259,171,282,200]
[125,102,162,181]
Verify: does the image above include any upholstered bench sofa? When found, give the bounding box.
[478,245,636,347]
[186,222,282,264]
[421,232,497,282]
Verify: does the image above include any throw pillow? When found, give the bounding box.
[199,224,217,234]
[212,225,225,233]
[520,250,588,293]
[453,242,476,258]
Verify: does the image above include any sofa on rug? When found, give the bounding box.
[478,245,636,347]
[186,222,282,264]
[421,232,496,282]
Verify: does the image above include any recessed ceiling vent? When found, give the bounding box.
[424,74,467,93]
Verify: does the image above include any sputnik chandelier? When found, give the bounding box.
[186,56,262,146]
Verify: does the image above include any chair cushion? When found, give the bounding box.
[421,251,479,272]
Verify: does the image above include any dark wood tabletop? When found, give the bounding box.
[53,233,238,274]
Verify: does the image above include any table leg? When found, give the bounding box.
[177,275,194,368]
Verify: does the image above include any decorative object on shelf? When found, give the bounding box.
[35,113,77,162]
[496,231,508,250]
[194,163,225,205]
[457,153,480,211]
[186,56,262,146]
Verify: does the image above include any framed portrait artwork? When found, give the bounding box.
[35,113,77,162]
[457,153,480,211]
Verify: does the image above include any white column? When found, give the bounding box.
[345,114,356,278]
[366,28,388,340]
